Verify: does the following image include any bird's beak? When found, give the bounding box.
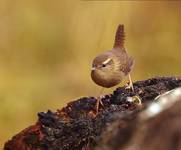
[91,67,96,71]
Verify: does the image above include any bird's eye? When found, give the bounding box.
[102,64,106,67]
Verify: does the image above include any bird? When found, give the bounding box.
[91,24,134,114]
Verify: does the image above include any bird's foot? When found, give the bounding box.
[99,95,106,106]
[126,74,134,92]
[95,96,104,115]
[125,81,134,92]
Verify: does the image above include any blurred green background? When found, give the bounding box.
[0,1,181,148]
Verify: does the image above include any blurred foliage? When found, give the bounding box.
[0,0,181,148]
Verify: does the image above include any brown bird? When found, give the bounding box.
[91,24,134,114]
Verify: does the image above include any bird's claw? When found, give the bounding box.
[95,96,105,115]
[125,82,134,92]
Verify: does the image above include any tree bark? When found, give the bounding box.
[4,77,181,150]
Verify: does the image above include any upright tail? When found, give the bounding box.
[113,24,125,49]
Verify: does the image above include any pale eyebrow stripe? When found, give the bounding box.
[103,58,111,64]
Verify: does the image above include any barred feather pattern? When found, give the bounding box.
[113,24,125,49]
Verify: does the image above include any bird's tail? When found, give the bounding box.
[113,24,125,49]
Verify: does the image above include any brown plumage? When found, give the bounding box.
[91,24,134,114]
[113,24,125,49]
[91,24,134,88]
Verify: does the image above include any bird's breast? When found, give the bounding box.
[91,70,124,88]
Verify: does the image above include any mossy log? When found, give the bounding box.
[4,77,181,150]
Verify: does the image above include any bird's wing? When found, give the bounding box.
[122,56,134,75]
[117,53,134,76]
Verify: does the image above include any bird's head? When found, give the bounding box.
[91,53,114,74]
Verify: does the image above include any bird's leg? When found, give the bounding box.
[126,75,142,105]
[95,88,104,114]
[126,74,134,92]
[129,74,134,92]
